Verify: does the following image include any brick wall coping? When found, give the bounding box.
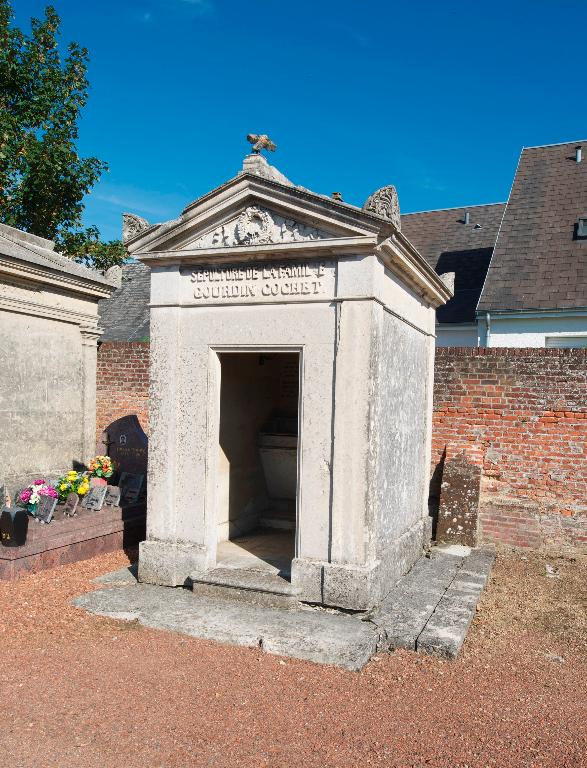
[435,347,587,358]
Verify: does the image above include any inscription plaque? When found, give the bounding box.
[104,485,121,507]
[185,261,335,304]
[81,485,108,511]
[63,492,79,517]
[37,495,57,524]
[119,473,144,506]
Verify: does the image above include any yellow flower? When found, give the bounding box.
[60,483,67,491]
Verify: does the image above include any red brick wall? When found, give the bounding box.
[96,342,150,444]
[95,342,587,552]
[433,348,587,551]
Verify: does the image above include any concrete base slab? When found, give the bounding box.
[73,583,377,671]
[93,564,139,586]
[78,544,495,667]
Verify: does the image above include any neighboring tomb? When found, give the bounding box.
[0,501,146,580]
[0,224,118,497]
[130,151,451,610]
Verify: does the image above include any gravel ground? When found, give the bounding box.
[0,547,585,768]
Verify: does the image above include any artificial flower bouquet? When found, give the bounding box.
[56,470,90,502]
[88,455,114,480]
[18,480,58,516]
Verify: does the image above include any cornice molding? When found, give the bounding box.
[375,234,453,308]
[0,257,116,300]
[136,236,378,266]
[0,293,100,328]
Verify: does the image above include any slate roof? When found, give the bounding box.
[478,141,587,312]
[98,204,506,339]
[98,261,151,341]
[401,203,506,323]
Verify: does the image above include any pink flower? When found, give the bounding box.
[33,479,46,485]
[38,486,57,498]
[19,488,32,503]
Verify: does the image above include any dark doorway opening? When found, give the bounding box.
[216,352,299,579]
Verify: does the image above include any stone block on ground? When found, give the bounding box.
[436,451,481,546]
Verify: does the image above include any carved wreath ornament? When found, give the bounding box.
[235,206,272,245]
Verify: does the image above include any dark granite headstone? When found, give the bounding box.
[103,485,121,507]
[119,473,144,506]
[1,506,29,546]
[97,415,148,485]
[37,495,57,524]
[63,492,79,517]
[81,485,108,511]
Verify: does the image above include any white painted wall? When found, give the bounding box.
[478,313,587,348]
[436,324,478,348]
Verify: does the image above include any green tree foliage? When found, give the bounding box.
[64,227,126,271]
[0,1,124,270]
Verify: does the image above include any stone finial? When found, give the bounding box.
[246,133,276,154]
[105,264,123,288]
[240,153,293,186]
[363,185,401,230]
[122,213,150,243]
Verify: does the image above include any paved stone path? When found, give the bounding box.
[77,545,494,670]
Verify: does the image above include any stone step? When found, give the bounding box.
[190,567,302,597]
[191,581,300,610]
[370,545,495,658]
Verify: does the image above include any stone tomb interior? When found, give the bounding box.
[216,352,299,580]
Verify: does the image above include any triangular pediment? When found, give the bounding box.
[183,205,335,250]
[125,172,393,257]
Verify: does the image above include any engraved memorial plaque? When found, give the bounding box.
[119,472,144,506]
[81,485,108,511]
[103,485,121,507]
[63,492,79,517]
[37,495,57,524]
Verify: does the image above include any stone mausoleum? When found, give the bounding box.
[0,223,117,496]
[126,149,451,610]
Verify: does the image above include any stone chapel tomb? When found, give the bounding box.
[125,150,451,610]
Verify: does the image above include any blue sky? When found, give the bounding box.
[12,0,587,241]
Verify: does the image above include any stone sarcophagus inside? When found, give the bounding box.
[127,155,450,610]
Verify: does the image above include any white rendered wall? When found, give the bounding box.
[436,324,478,347]
[478,314,587,347]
